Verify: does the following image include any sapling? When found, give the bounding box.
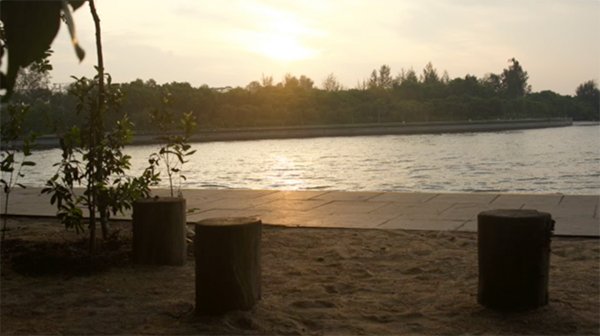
[0,103,37,241]
[143,90,197,197]
[42,72,143,250]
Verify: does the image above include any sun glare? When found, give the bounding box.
[234,4,320,62]
[254,34,316,61]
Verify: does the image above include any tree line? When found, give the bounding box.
[9,58,600,135]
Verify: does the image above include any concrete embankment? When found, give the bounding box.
[32,118,572,148]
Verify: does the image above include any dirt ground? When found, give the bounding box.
[1,216,599,335]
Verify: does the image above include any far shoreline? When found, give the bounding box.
[32,118,574,148]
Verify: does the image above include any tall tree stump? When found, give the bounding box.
[194,216,262,315]
[132,197,187,266]
[478,209,554,311]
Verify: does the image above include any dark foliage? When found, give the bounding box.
[1,234,130,277]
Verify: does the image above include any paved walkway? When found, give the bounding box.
[2,188,599,237]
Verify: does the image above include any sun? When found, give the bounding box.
[234,5,320,62]
[253,33,317,62]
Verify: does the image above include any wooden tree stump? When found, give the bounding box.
[132,197,187,266]
[478,209,554,311]
[194,216,262,315]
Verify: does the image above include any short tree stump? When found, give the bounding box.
[194,216,262,315]
[478,209,554,311]
[132,197,187,266]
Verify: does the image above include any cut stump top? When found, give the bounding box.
[196,216,262,227]
[135,196,185,204]
[478,209,550,219]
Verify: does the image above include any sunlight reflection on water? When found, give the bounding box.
[18,124,600,195]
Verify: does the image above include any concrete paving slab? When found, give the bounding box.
[303,213,393,229]
[378,217,466,231]
[3,188,598,237]
[1,188,55,216]
[553,217,600,236]
[436,204,490,221]
[427,193,498,204]
[259,210,317,227]
[456,214,600,237]
[455,220,477,232]
[199,189,278,199]
[199,197,275,210]
[257,190,329,201]
[187,209,265,223]
[560,194,599,205]
[313,191,383,202]
[309,201,389,215]
[368,192,437,203]
[252,199,331,211]
[369,202,451,217]
[491,194,563,208]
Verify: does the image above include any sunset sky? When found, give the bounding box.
[47,0,599,95]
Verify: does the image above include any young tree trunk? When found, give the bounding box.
[1,192,10,241]
[477,209,554,311]
[88,0,106,247]
[194,217,262,315]
[132,197,187,265]
[88,203,96,253]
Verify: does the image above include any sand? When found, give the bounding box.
[1,216,598,335]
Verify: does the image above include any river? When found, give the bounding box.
[15,123,600,195]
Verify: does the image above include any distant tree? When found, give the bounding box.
[481,73,503,95]
[283,73,299,89]
[368,69,378,89]
[298,75,314,90]
[448,74,483,97]
[246,80,261,93]
[367,65,394,90]
[261,74,274,87]
[377,64,394,89]
[501,58,531,98]
[421,62,440,84]
[394,68,421,99]
[356,79,369,91]
[322,73,342,91]
[441,70,450,84]
[396,68,419,85]
[576,80,600,117]
[145,78,158,88]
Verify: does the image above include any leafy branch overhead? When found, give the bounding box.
[0,0,86,101]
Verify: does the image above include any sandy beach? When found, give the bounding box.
[1,216,598,335]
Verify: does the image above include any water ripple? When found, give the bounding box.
[13,125,600,195]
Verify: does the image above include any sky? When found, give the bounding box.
[44,0,600,95]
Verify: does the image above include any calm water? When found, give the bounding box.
[16,124,600,195]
